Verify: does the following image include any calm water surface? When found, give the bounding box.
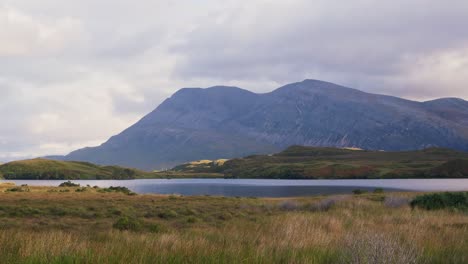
[2,179,468,197]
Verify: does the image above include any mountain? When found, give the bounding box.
[166,146,468,179]
[0,159,152,180]
[59,79,468,170]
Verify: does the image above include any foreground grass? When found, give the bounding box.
[0,184,466,263]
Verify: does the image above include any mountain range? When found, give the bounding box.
[54,79,468,170]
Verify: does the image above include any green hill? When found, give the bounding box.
[3,147,468,180]
[163,146,468,179]
[0,159,152,180]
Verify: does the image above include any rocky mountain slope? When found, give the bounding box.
[61,79,468,170]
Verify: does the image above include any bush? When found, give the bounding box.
[8,206,43,217]
[48,207,67,216]
[75,187,87,192]
[187,217,198,223]
[353,189,367,195]
[6,186,30,192]
[217,212,233,221]
[113,217,142,231]
[373,188,384,193]
[110,209,122,216]
[108,186,132,193]
[59,181,80,187]
[158,210,178,219]
[410,192,468,211]
[147,223,164,233]
[100,186,135,195]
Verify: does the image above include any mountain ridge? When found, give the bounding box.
[54,79,468,170]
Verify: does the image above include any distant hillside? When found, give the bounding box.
[6,147,468,180]
[0,159,152,180]
[58,79,468,170]
[162,146,468,179]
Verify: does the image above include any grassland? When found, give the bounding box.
[0,158,153,180]
[2,147,468,180]
[0,183,466,263]
[166,146,468,179]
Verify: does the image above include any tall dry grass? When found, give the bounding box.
[0,189,466,263]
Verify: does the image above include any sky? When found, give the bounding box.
[1,0,468,161]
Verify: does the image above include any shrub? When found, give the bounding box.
[353,189,367,195]
[158,210,178,219]
[384,196,409,208]
[101,186,135,195]
[108,186,131,193]
[48,207,67,216]
[113,217,142,231]
[187,217,198,223]
[75,187,87,192]
[373,188,384,193]
[8,206,43,217]
[217,212,233,221]
[185,208,198,215]
[147,223,164,233]
[410,192,468,211]
[110,209,122,216]
[59,181,80,187]
[6,186,30,192]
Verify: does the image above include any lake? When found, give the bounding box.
[2,178,468,197]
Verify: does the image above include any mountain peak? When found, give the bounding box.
[271,79,365,100]
[424,97,467,105]
[301,79,337,85]
[63,79,468,170]
[173,85,253,96]
[279,79,355,90]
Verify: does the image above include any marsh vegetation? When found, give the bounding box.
[0,183,466,263]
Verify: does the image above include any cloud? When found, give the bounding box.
[0,6,85,57]
[0,0,467,160]
[172,0,468,98]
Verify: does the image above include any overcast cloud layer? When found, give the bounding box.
[1,0,468,161]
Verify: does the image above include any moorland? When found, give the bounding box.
[0,159,152,180]
[1,146,468,180]
[166,146,468,179]
[0,183,466,263]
